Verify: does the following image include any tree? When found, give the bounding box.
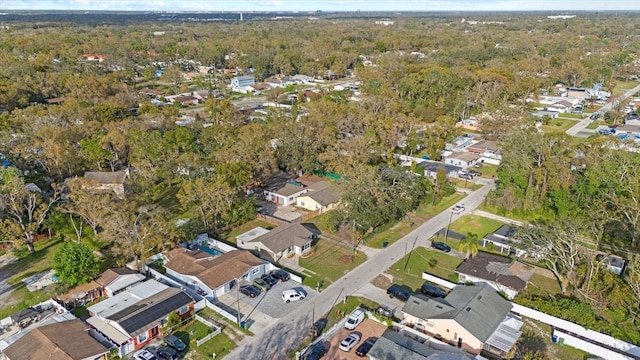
[0,167,60,253]
[59,177,114,237]
[458,233,479,259]
[53,241,102,287]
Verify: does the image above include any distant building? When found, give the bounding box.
[603,255,626,276]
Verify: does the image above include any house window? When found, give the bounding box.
[289,197,294,201]
[252,268,260,275]
[138,332,148,343]
[178,306,190,315]
[454,332,458,340]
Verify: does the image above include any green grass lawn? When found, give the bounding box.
[540,119,575,134]
[386,247,463,289]
[174,319,236,360]
[517,271,562,298]
[518,319,589,360]
[449,214,506,239]
[586,120,602,129]
[305,211,341,240]
[299,240,366,286]
[0,237,65,319]
[219,219,274,245]
[557,113,584,119]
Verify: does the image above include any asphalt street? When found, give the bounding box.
[225,180,495,360]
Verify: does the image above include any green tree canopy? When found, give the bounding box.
[53,241,103,287]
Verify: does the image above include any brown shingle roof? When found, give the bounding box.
[466,140,499,154]
[84,170,128,185]
[249,223,314,254]
[455,252,534,291]
[447,152,481,162]
[273,183,307,197]
[56,281,101,302]
[306,182,340,207]
[95,267,139,287]
[165,249,263,290]
[3,319,109,360]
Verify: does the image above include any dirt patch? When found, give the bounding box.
[338,255,354,264]
[371,274,392,290]
[468,221,483,228]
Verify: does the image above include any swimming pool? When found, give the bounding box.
[196,245,223,256]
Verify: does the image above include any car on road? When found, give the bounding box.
[270,269,291,282]
[355,337,378,357]
[164,335,186,352]
[253,278,271,291]
[339,333,361,352]
[386,284,411,301]
[239,285,261,298]
[421,282,447,298]
[133,350,157,360]
[451,205,465,214]
[261,273,279,286]
[431,241,451,252]
[467,170,482,176]
[282,289,305,303]
[156,346,179,360]
[590,113,601,120]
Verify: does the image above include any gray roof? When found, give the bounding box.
[273,183,307,197]
[368,332,473,360]
[417,161,462,175]
[84,170,128,184]
[483,233,511,246]
[455,252,535,291]
[494,225,516,238]
[402,284,512,342]
[249,223,313,254]
[305,182,340,206]
[604,255,626,269]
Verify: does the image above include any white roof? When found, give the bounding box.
[105,273,145,294]
[88,280,166,318]
[86,316,130,345]
[236,227,270,243]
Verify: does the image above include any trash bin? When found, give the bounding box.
[240,321,246,329]
[551,335,558,343]
[382,242,389,248]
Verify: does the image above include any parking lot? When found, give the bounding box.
[323,319,387,360]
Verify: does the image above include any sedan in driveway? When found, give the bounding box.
[133,350,157,360]
[355,337,377,357]
[239,285,261,298]
[339,333,361,352]
[270,269,290,282]
[156,346,179,360]
[431,241,451,252]
[164,335,186,352]
[253,278,271,291]
[386,284,411,301]
[261,273,279,286]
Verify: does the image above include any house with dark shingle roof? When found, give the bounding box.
[482,225,525,257]
[95,267,145,297]
[295,181,340,213]
[83,169,129,199]
[401,284,518,355]
[455,251,535,300]
[368,331,474,360]
[236,223,315,262]
[2,319,110,360]
[164,248,266,300]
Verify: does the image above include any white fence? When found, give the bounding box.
[422,272,456,289]
[204,299,237,323]
[512,303,640,359]
[194,313,222,347]
[553,329,633,360]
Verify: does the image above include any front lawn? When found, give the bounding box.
[180,321,236,360]
[540,119,575,134]
[386,247,463,290]
[219,219,274,245]
[517,271,562,298]
[449,214,507,239]
[299,240,366,285]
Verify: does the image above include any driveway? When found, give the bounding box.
[323,319,386,360]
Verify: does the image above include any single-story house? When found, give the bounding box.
[546,100,573,113]
[466,140,499,155]
[603,255,626,276]
[530,110,559,119]
[295,181,340,213]
[416,160,462,179]
[264,181,308,206]
[455,251,535,300]
[9,308,39,328]
[2,319,110,360]
[139,88,165,97]
[482,225,523,256]
[170,95,199,106]
[86,280,194,357]
[236,223,315,262]
[292,74,314,84]
[84,169,129,199]
[95,267,146,298]
[248,82,271,94]
[444,152,481,170]
[368,331,474,360]
[54,280,102,309]
[230,75,255,93]
[401,284,521,356]
[163,248,265,300]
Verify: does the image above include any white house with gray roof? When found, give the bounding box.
[368,331,474,360]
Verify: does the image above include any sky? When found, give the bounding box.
[2,0,640,12]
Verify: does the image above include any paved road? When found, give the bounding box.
[226,180,495,360]
[566,83,640,136]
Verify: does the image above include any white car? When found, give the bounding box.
[339,333,361,351]
[282,289,305,303]
[451,205,465,214]
[133,350,157,360]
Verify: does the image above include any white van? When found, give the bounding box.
[282,289,305,303]
[344,308,365,330]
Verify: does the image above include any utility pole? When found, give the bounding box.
[444,211,454,245]
[236,278,241,326]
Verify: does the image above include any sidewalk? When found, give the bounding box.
[472,210,524,226]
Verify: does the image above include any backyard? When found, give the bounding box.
[298,240,366,288]
[386,246,463,290]
[218,219,274,245]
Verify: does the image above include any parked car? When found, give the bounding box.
[386,284,411,301]
[253,278,271,291]
[164,335,187,352]
[421,282,447,298]
[239,285,261,298]
[133,350,157,360]
[270,269,291,282]
[431,241,451,252]
[156,346,179,360]
[344,308,365,330]
[304,342,327,360]
[339,333,361,352]
[308,319,328,338]
[282,289,305,303]
[451,205,465,214]
[355,337,378,357]
[468,170,482,176]
[261,273,279,286]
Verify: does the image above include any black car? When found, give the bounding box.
[304,342,327,360]
[386,284,411,301]
[355,337,378,357]
[309,318,328,338]
[164,335,187,352]
[261,273,279,286]
[421,282,447,298]
[156,346,179,360]
[431,241,451,252]
[270,269,291,282]
[239,285,261,298]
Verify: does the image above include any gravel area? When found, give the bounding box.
[324,319,387,360]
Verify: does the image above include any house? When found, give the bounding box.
[603,255,626,276]
[264,181,308,206]
[163,248,265,300]
[9,308,39,328]
[455,252,535,300]
[236,223,315,261]
[482,225,524,256]
[2,319,110,360]
[530,110,558,119]
[292,74,314,84]
[83,169,129,199]
[566,87,588,99]
[45,97,67,105]
[546,100,573,113]
[230,75,255,92]
[367,331,474,360]
[444,152,481,170]
[401,284,521,356]
[54,280,102,309]
[416,160,462,179]
[247,82,271,94]
[170,95,199,106]
[295,181,340,213]
[95,267,145,298]
[86,280,194,357]
[466,140,499,155]
[139,88,165,97]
